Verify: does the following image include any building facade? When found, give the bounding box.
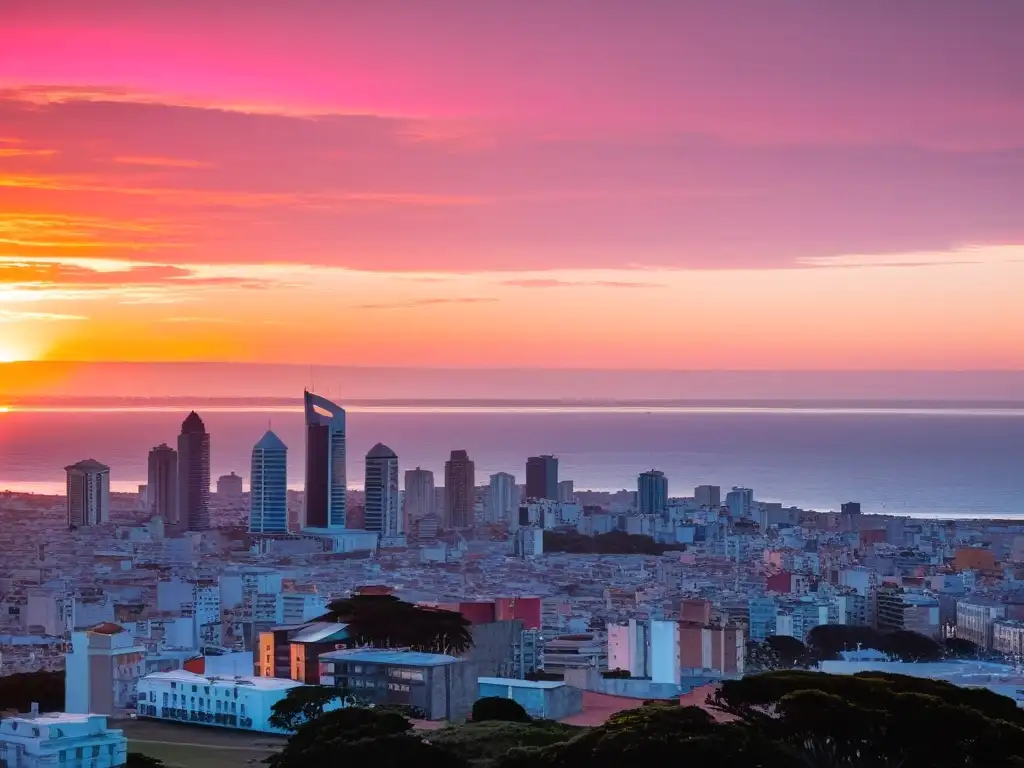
[65,460,110,528]
[725,487,754,519]
[176,411,211,532]
[146,444,177,522]
[249,430,288,534]
[525,455,558,500]
[694,485,721,508]
[303,391,347,529]
[637,470,668,517]
[0,713,127,768]
[364,443,400,536]
[403,467,435,529]
[444,450,475,530]
[65,623,147,716]
[487,472,517,523]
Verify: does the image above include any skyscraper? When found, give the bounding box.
[364,443,400,536]
[638,470,669,517]
[303,391,346,529]
[177,412,211,532]
[444,450,475,529]
[250,430,288,534]
[487,472,516,523]
[217,472,244,499]
[694,485,721,509]
[146,443,177,522]
[404,467,435,529]
[557,480,575,503]
[525,455,558,500]
[726,487,754,519]
[65,459,110,528]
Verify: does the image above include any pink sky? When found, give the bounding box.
[1,0,1023,371]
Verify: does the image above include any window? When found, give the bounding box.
[240,704,246,716]
[171,682,177,690]
[199,698,205,708]
[150,691,155,702]
[163,692,168,706]
[204,686,210,695]
[216,700,222,712]
[192,685,197,693]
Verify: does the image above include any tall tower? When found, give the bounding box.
[303,391,346,529]
[65,459,110,528]
[146,443,177,522]
[525,455,558,500]
[250,430,288,534]
[176,411,211,532]
[487,472,517,523]
[403,467,435,530]
[364,443,400,536]
[637,470,668,517]
[444,450,475,530]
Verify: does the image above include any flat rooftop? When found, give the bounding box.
[319,649,459,666]
[478,676,565,690]
[142,670,302,691]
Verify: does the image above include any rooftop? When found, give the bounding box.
[319,649,460,666]
[142,670,302,691]
[478,676,565,690]
[289,622,350,644]
[366,442,397,460]
[254,430,287,451]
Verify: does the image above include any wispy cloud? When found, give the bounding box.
[0,258,269,289]
[0,147,57,158]
[113,156,211,169]
[502,278,661,289]
[355,297,497,310]
[0,309,85,322]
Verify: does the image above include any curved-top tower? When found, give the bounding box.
[303,391,346,529]
[176,411,210,532]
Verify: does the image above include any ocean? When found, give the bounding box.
[1,402,1023,519]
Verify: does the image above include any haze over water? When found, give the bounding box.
[2,397,1022,520]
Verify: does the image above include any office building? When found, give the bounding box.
[364,443,400,536]
[556,480,575,503]
[217,472,244,499]
[249,431,288,535]
[176,411,211,532]
[0,713,127,768]
[513,527,544,558]
[637,470,668,517]
[404,467,435,529]
[694,484,721,509]
[146,444,177,521]
[487,472,517,523]
[726,487,754,519]
[303,391,346,529]
[65,459,110,528]
[444,450,475,529]
[525,455,558,500]
[319,649,477,721]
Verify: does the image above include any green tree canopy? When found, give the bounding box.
[471,696,532,723]
[267,685,344,732]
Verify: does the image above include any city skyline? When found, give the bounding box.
[1,2,1023,372]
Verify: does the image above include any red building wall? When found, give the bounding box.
[495,596,542,630]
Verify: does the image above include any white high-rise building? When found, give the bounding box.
[487,472,517,522]
[364,443,400,536]
[65,460,110,528]
[404,467,435,528]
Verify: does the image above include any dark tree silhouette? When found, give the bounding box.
[765,635,809,668]
[876,629,942,662]
[125,755,165,768]
[321,594,474,654]
[0,670,64,712]
[471,697,532,723]
[944,636,981,659]
[268,685,346,731]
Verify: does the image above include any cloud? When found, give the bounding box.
[0,147,57,158]
[113,156,211,169]
[355,297,497,310]
[502,278,660,289]
[0,309,85,322]
[0,259,266,288]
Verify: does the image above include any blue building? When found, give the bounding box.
[637,470,669,517]
[249,430,288,534]
[477,677,583,720]
[748,595,778,641]
[726,487,754,519]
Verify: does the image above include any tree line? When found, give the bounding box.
[543,529,685,555]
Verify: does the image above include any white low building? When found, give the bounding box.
[136,669,337,733]
[0,712,127,768]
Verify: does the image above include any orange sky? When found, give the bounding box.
[2,2,1024,371]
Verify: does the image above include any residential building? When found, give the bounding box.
[607,619,650,677]
[0,713,127,768]
[217,472,244,500]
[775,602,829,641]
[364,444,400,536]
[444,450,475,530]
[136,670,333,733]
[876,588,941,638]
[146,444,177,522]
[992,619,1024,657]
[541,634,606,675]
[637,470,668,517]
[748,596,778,641]
[404,467,435,529]
[556,480,575,504]
[275,591,328,626]
[176,411,211,532]
[65,460,110,528]
[694,485,721,509]
[65,623,147,716]
[487,472,517,523]
[525,455,558,500]
[512,527,543,558]
[726,487,754,519]
[319,649,478,720]
[650,619,682,685]
[957,598,1009,649]
[249,431,288,535]
[303,391,347,530]
[679,622,745,675]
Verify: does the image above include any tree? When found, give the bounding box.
[876,629,942,662]
[765,635,809,668]
[944,636,981,659]
[805,624,881,661]
[125,755,165,768]
[0,670,64,712]
[601,668,631,679]
[322,595,474,654]
[268,685,345,732]
[471,696,532,723]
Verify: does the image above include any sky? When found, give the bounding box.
[1,0,1023,376]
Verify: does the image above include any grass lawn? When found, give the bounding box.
[112,718,287,768]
